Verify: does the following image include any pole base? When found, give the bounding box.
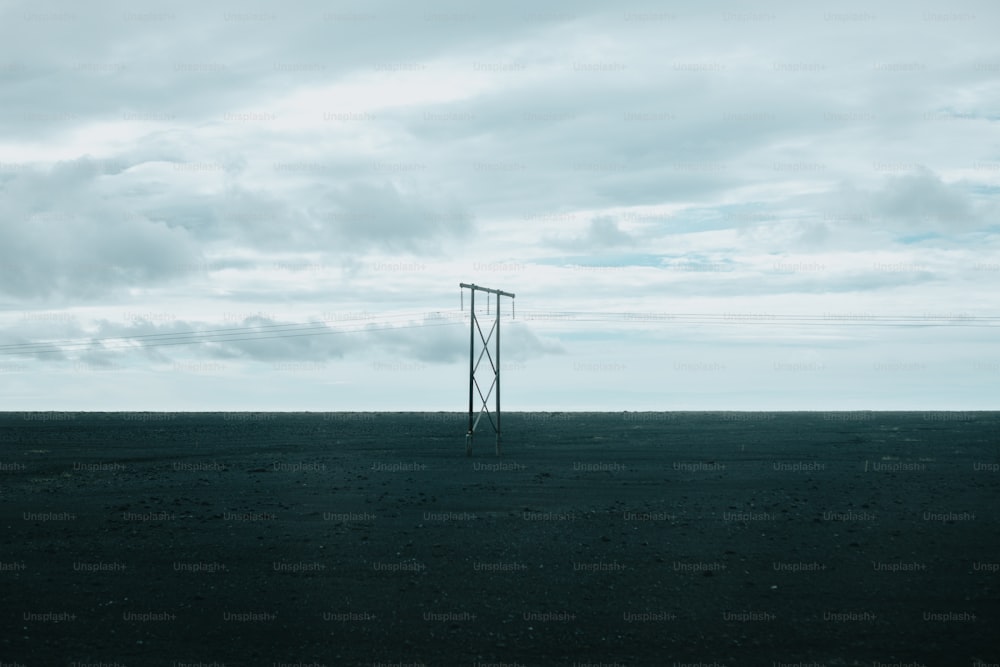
[466,432,472,457]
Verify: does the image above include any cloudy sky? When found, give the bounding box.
[1,0,998,411]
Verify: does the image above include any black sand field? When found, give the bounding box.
[1,411,998,666]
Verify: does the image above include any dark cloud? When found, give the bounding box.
[0,158,202,300]
[320,182,473,251]
[588,217,634,246]
[543,216,635,251]
[873,166,976,231]
[815,167,986,238]
[0,314,562,368]
[501,324,567,361]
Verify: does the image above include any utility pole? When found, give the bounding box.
[459,283,515,456]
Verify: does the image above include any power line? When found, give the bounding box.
[0,310,437,352]
[516,311,1000,327]
[0,309,996,359]
[0,314,463,357]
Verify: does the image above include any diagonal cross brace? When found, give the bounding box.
[473,317,498,377]
[471,338,499,434]
[473,373,498,429]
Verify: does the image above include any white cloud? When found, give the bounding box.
[1,0,998,409]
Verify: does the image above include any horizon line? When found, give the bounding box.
[1,409,994,414]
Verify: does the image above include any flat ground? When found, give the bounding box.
[1,411,998,666]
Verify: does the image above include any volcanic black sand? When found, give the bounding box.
[1,411,998,666]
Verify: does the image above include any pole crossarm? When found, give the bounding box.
[459,282,515,457]
[460,283,516,299]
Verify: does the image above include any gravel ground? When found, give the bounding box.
[1,411,998,665]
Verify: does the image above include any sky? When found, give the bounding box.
[1,0,998,411]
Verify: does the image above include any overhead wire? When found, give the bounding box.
[0,311,464,357]
[0,309,445,351]
[0,308,996,359]
[515,311,1000,327]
